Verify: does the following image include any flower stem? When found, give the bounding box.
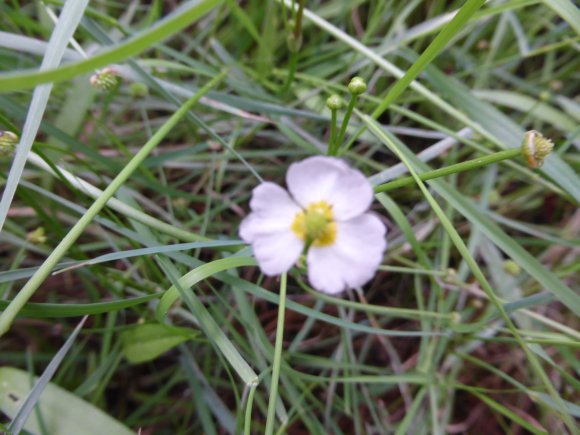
[328,108,338,154]
[264,272,288,435]
[281,50,299,93]
[374,148,522,193]
[281,0,305,92]
[332,94,356,155]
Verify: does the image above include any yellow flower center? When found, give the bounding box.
[291,201,337,247]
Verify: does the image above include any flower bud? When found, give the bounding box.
[521,130,554,168]
[129,82,149,99]
[286,33,302,52]
[539,91,550,102]
[502,259,521,276]
[0,131,18,157]
[326,94,343,110]
[348,76,367,95]
[90,67,120,91]
[449,312,461,325]
[26,227,47,244]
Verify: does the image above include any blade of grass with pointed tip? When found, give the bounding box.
[0,294,159,318]
[471,392,547,435]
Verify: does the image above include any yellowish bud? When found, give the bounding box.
[521,130,554,168]
[502,260,521,276]
[26,227,47,244]
[0,131,19,157]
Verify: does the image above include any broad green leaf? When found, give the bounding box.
[0,367,133,435]
[120,323,199,364]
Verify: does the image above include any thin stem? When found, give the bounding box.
[374,148,522,193]
[328,108,338,154]
[281,0,304,92]
[243,383,258,435]
[282,49,299,93]
[293,0,305,39]
[332,94,356,155]
[264,272,288,435]
[0,71,227,337]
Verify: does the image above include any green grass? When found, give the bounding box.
[0,1,579,434]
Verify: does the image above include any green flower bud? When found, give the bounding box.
[449,312,461,325]
[172,197,189,215]
[521,130,554,168]
[539,91,550,102]
[26,227,47,244]
[487,189,500,205]
[444,268,457,283]
[286,33,302,52]
[326,94,343,110]
[502,259,521,276]
[549,80,563,91]
[476,39,489,50]
[0,131,18,157]
[348,76,367,95]
[90,67,120,91]
[129,82,149,99]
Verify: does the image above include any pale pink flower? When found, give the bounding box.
[240,156,386,294]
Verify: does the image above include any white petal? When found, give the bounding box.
[251,231,304,276]
[239,182,302,242]
[306,213,386,294]
[286,156,373,220]
[239,182,304,275]
[249,182,301,221]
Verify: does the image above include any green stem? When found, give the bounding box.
[264,272,288,435]
[243,383,258,435]
[294,0,305,37]
[332,94,356,155]
[374,148,522,193]
[282,49,299,93]
[0,71,227,337]
[328,108,338,153]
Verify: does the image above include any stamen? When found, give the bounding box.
[291,201,337,247]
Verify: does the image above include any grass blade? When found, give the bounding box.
[7,316,88,434]
[0,0,90,233]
